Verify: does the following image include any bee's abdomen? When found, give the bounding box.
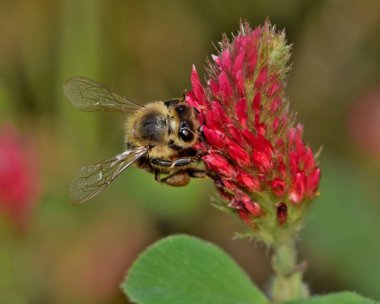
[139,112,166,142]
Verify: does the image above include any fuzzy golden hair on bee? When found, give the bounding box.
[124,102,170,148]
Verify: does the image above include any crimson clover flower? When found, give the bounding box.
[0,123,40,230]
[186,21,320,241]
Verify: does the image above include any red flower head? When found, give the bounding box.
[0,123,40,230]
[186,21,320,237]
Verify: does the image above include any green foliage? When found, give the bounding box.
[284,292,377,304]
[303,157,380,300]
[0,82,12,119]
[122,235,377,304]
[56,0,102,155]
[122,235,267,304]
[121,167,210,221]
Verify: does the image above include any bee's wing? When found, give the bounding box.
[63,77,143,112]
[69,146,148,204]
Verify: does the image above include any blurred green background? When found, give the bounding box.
[1,0,380,303]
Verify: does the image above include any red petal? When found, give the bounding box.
[288,127,297,146]
[245,29,260,75]
[233,51,245,73]
[205,101,230,130]
[209,79,219,96]
[276,138,284,148]
[227,124,244,146]
[273,117,280,133]
[270,178,286,197]
[235,98,247,128]
[205,110,219,130]
[191,65,206,106]
[185,91,201,111]
[306,168,320,197]
[221,49,232,71]
[254,66,268,88]
[203,152,236,177]
[252,150,272,173]
[227,142,251,167]
[211,101,231,124]
[289,172,306,204]
[236,190,261,216]
[222,179,237,192]
[211,54,221,65]
[303,147,316,172]
[235,70,245,94]
[203,126,226,149]
[238,210,252,225]
[236,170,260,192]
[270,97,281,113]
[268,82,281,97]
[277,160,287,180]
[252,93,261,113]
[218,71,233,100]
[243,200,261,217]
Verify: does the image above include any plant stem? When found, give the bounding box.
[270,239,309,302]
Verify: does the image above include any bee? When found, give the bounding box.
[63,77,206,203]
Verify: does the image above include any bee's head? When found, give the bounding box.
[169,102,198,148]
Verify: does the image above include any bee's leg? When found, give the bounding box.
[154,168,189,186]
[151,159,172,167]
[151,158,204,186]
[154,169,160,181]
[187,169,207,178]
[160,171,190,187]
[151,157,193,168]
[171,158,193,167]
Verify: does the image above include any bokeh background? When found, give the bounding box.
[1,0,380,303]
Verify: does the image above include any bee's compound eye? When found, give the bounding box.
[177,105,185,113]
[175,104,188,118]
[179,128,193,142]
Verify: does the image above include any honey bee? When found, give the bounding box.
[63,77,206,203]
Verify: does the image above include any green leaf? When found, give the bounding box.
[122,235,268,304]
[284,291,377,304]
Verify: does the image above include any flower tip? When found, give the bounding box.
[211,54,219,63]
